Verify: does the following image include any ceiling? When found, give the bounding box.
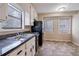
[32,3,79,13]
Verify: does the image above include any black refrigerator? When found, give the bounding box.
[31,20,43,46]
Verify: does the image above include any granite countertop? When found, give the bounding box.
[0,33,36,56]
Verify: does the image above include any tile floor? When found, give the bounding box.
[37,41,79,56]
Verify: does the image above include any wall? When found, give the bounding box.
[38,11,78,42]
[38,11,78,21]
[72,12,79,46]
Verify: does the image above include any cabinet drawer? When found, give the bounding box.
[7,44,25,56]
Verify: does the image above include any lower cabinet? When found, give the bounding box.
[25,37,35,56]
[7,36,35,56]
[7,44,25,56]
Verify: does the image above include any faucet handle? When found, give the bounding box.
[16,32,20,35]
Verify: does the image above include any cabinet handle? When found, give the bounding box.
[6,16,7,19]
[25,52,27,55]
[32,46,34,49]
[30,48,32,52]
[30,46,34,52]
[17,50,22,55]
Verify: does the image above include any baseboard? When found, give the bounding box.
[43,39,71,42]
[72,41,79,46]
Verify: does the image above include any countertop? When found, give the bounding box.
[0,33,37,56]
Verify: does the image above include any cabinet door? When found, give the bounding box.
[0,3,8,20]
[7,44,25,56]
[30,5,35,25]
[34,10,38,20]
[31,37,35,56]
[25,11,30,25]
[24,4,31,26]
[25,39,33,56]
[25,42,31,55]
[25,37,35,56]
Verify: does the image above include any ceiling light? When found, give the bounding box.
[58,7,65,11]
[56,5,67,12]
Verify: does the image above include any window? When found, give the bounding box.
[8,4,22,19]
[43,17,54,32]
[3,4,22,29]
[58,17,71,33]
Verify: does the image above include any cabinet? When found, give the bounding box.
[0,3,8,20]
[30,5,38,25]
[34,10,38,20]
[24,4,31,26]
[30,5,35,25]
[24,4,38,26]
[25,11,30,25]
[6,36,36,56]
[25,37,35,56]
[7,44,25,56]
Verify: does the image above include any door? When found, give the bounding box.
[43,16,72,42]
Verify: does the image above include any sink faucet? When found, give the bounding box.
[16,32,22,40]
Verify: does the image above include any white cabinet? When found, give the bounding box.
[25,11,30,25]
[24,4,31,26]
[30,5,35,26]
[34,10,38,20]
[25,37,35,56]
[0,3,8,20]
[24,4,38,26]
[7,36,36,56]
[7,44,25,56]
[30,5,38,25]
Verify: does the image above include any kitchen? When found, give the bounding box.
[0,3,40,56]
[0,3,79,56]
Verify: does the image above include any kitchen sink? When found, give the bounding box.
[1,41,21,54]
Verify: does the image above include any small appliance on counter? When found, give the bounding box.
[31,19,43,46]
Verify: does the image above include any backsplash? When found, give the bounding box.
[0,33,17,40]
[0,31,29,40]
[0,21,6,29]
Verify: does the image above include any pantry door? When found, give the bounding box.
[43,16,72,42]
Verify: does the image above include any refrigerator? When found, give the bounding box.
[31,20,43,46]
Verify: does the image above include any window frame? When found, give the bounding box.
[7,3,22,29]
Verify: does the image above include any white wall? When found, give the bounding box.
[72,12,79,46]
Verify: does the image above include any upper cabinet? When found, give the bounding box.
[0,3,8,20]
[24,4,31,26]
[30,4,38,26]
[30,5,35,25]
[24,4,38,26]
